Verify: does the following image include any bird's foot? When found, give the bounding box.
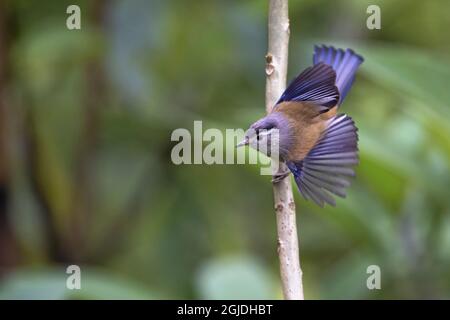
[272,170,290,184]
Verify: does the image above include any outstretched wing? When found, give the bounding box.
[275,62,339,111]
[287,114,358,207]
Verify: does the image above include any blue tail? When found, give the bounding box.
[313,45,364,104]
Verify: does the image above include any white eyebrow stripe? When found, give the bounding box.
[258,128,278,137]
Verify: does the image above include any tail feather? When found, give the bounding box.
[313,45,364,104]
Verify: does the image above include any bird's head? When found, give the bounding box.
[237,112,292,159]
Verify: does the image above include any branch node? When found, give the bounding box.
[288,201,295,211]
[275,203,284,212]
[265,54,275,76]
[277,238,283,253]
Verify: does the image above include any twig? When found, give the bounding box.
[265,0,304,300]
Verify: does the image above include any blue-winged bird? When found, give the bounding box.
[238,45,364,207]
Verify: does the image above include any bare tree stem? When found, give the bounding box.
[265,0,304,300]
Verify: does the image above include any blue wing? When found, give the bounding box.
[276,62,339,110]
[288,114,359,207]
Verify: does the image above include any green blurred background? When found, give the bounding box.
[0,0,449,299]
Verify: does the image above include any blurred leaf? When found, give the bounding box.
[0,268,156,300]
[0,270,67,300]
[320,252,381,299]
[196,256,277,299]
[359,44,450,118]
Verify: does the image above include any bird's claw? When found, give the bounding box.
[272,171,290,184]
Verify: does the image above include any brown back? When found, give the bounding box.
[273,101,337,161]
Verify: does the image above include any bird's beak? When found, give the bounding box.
[236,137,249,148]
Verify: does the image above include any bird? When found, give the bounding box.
[237,45,364,207]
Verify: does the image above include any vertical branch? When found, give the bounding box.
[265,0,304,300]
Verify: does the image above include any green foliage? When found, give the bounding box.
[0,268,156,300]
[196,256,277,299]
